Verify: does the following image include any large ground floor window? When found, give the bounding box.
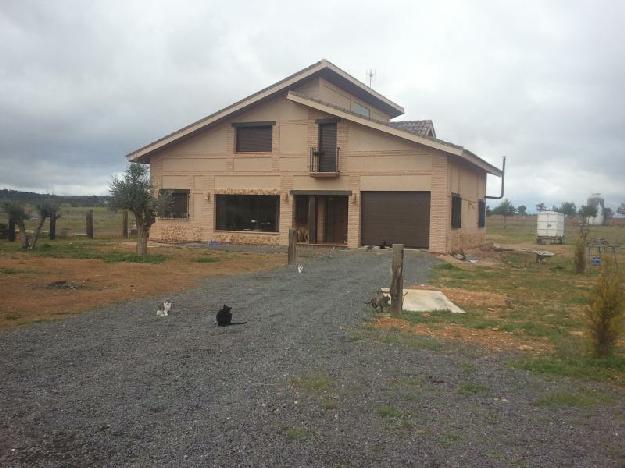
[215,195,280,232]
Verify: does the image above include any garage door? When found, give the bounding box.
[361,191,431,248]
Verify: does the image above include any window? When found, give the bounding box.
[234,122,273,152]
[160,189,189,219]
[351,101,370,118]
[478,200,486,228]
[216,195,279,232]
[451,193,462,229]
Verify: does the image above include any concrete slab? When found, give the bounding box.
[381,288,465,314]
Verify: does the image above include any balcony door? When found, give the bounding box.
[318,122,337,172]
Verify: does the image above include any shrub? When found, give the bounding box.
[586,258,625,357]
[574,234,586,274]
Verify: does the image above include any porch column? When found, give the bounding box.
[308,196,317,243]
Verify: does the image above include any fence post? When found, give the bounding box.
[8,219,16,242]
[49,215,56,240]
[390,244,404,314]
[122,210,129,239]
[288,228,298,265]
[86,210,94,239]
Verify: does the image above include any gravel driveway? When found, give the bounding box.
[1,249,624,467]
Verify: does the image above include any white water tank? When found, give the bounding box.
[537,211,565,242]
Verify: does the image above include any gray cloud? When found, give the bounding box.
[1,0,623,209]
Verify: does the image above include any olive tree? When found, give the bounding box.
[109,163,169,256]
[30,198,61,249]
[2,201,30,249]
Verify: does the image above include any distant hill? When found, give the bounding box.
[0,189,110,207]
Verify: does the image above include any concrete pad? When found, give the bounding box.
[381,288,465,314]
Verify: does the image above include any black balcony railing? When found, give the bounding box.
[310,147,340,175]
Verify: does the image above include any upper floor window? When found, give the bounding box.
[233,121,274,153]
[351,101,370,118]
[451,193,462,229]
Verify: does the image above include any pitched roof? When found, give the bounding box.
[286,92,502,176]
[127,59,403,162]
[389,120,436,138]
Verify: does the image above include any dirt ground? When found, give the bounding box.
[0,243,284,329]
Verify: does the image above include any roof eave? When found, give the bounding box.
[286,92,503,176]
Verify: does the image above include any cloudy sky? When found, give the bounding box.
[1,0,623,210]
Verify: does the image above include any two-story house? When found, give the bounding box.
[126,59,502,252]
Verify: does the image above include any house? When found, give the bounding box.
[127,59,502,252]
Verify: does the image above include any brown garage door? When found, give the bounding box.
[361,191,431,248]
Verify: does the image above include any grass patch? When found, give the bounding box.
[194,255,219,264]
[0,267,23,274]
[5,314,20,321]
[100,252,167,264]
[438,432,462,448]
[291,372,333,394]
[533,390,613,408]
[457,382,490,396]
[376,404,402,418]
[512,354,625,385]
[282,426,312,441]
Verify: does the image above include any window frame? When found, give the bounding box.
[478,199,486,228]
[451,193,462,229]
[215,194,280,233]
[159,189,190,220]
[232,121,275,153]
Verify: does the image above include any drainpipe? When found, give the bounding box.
[485,156,506,200]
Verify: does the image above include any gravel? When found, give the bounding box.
[1,249,624,467]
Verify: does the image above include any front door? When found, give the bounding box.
[324,196,348,244]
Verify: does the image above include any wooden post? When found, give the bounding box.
[49,215,56,240]
[307,196,317,244]
[8,219,16,242]
[288,228,298,264]
[122,210,129,239]
[86,210,94,239]
[390,244,404,314]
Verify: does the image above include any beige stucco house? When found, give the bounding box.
[127,59,502,252]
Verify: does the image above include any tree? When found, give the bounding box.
[536,202,547,212]
[109,163,169,256]
[492,199,516,228]
[30,198,61,249]
[517,205,527,216]
[2,201,30,249]
[603,207,613,223]
[578,204,598,223]
[558,202,577,217]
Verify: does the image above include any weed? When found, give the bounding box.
[5,314,20,320]
[586,258,625,357]
[101,253,167,264]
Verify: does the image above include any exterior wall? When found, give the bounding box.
[447,157,487,251]
[148,93,486,252]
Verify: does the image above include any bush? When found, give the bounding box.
[574,234,586,274]
[586,258,625,357]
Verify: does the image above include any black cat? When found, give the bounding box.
[216,304,247,327]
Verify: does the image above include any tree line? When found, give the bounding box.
[489,200,625,219]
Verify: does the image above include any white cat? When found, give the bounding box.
[156,300,172,317]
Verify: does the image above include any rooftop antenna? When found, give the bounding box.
[366,68,375,87]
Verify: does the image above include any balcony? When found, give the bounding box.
[309,147,340,178]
